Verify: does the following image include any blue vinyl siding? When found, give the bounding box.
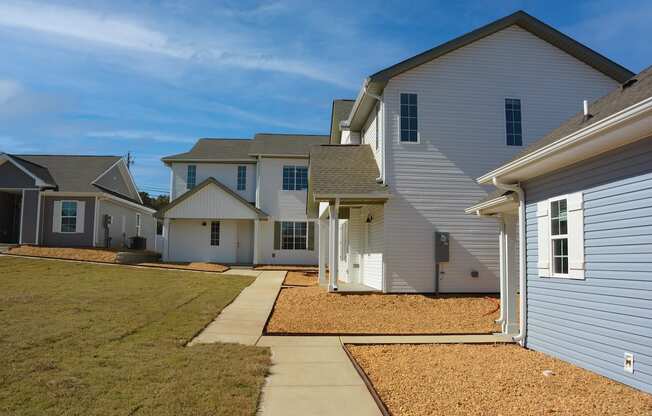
[524,136,652,393]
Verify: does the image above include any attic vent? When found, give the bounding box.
[622,78,638,90]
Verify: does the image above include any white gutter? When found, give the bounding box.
[492,177,527,346]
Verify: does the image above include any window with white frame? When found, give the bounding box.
[282,166,308,190]
[505,98,523,146]
[60,201,78,233]
[186,165,197,189]
[237,165,247,190]
[400,93,418,142]
[281,221,308,250]
[210,221,220,246]
[537,192,585,279]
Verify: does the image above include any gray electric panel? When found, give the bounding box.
[434,231,450,263]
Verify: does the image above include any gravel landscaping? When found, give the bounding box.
[282,271,318,286]
[8,245,122,262]
[266,287,500,334]
[138,261,229,273]
[348,344,652,416]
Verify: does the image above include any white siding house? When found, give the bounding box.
[309,11,633,293]
[159,134,329,265]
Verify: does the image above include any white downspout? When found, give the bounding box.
[495,214,506,327]
[363,85,385,184]
[492,177,527,346]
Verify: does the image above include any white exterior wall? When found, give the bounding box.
[258,157,309,218]
[96,199,156,251]
[257,219,318,265]
[381,25,619,292]
[167,219,238,263]
[361,101,383,177]
[165,182,259,220]
[170,162,256,202]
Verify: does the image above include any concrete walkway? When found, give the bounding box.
[256,336,382,416]
[187,269,514,415]
[188,269,285,346]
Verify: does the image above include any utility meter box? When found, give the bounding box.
[434,231,450,263]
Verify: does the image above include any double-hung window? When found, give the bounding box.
[61,201,78,233]
[280,221,308,250]
[550,198,568,275]
[505,98,523,146]
[186,165,197,189]
[400,93,418,142]
[537,193,585,279]
[237,166,247,190]
[282,166,308,190]
[210,221,220,246]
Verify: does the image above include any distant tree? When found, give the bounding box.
[139,192,169,211]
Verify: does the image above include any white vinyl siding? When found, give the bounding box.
[381,24,618,292]
[170,163,256,202]
[361,205,384,290]
[168,219,238,263]
[361,102,383,176]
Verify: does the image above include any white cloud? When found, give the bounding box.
[0,1,355,88]
[86,130,196,144]
[0,80,22,104]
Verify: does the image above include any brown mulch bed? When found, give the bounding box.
[348,344,652,416]
[283,271,318,287]
[266,287,500,334]
[8,246,121,263]
[138,262,229,273]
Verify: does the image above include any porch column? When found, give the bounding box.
[253,219,260,265]
[162,218,170,262]
[328,201,339,292]
[503,214,519,334]
[318,218,328,286]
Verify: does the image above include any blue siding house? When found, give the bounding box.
[467,65,652,393]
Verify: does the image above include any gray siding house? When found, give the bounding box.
[468,66,652,393]
[0,154,156,250]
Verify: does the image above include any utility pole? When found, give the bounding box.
[126,152,134,170]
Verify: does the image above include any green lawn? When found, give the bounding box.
[0,256,270,416]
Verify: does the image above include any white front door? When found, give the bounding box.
[236,220,253,264]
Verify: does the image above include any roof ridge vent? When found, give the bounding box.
[622,78,638,90]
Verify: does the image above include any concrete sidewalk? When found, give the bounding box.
[256,336,382,416]
[188,269,285,346]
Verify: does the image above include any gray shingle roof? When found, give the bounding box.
[330,100,355,144]
[500,65,652,167]
[162,134,329,162]
[250,133,329,156]
[162,138,253,162]
[309,145,390,197]
[13,155,121,192]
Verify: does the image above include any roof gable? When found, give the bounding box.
[370,11,632,85]
[157,177,268,219]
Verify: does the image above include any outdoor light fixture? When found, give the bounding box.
[366,214,373,223]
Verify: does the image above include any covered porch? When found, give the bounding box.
[466,191,521,336]
[0,189,22,244]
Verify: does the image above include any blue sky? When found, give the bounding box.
[0,0,649,195]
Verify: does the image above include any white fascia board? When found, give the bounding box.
[100,193,156,214]
[465,195,517,215]
[478,97,652,184]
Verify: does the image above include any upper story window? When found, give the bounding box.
[186,165,197,189]
[400,93,418,142]
[282,166,308,191]
[61,201,78,233]
[505,98,523,146]
[237,166,247,191]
